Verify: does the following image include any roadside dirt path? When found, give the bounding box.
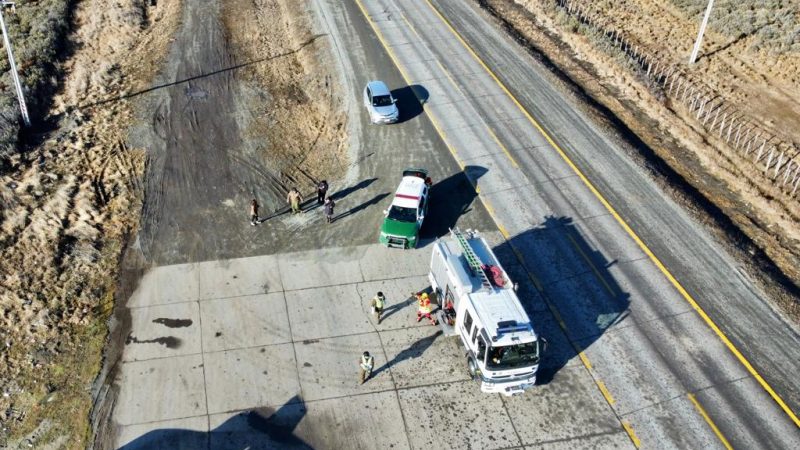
[134,0,283,264]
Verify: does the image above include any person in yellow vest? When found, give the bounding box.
[415,291,437,326]
[371,291,386,324]
[359,351,374,384]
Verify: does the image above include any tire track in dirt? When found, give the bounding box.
[133,0,285,264]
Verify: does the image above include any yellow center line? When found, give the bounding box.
[622,421,642,448]
[419,0,800,429]
[688,393,734,450]
[597,380,616,405]
[565,232,616,296]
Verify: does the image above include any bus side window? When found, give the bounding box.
[471,324,478,343]
[464,310,473,333]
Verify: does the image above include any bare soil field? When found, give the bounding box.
[478,0,800,319]
[0,1,182,447]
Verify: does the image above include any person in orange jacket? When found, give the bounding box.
[414,291,437,326]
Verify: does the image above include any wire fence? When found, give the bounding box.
[555,0,800,198]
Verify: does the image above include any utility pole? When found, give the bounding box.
[689,0,714,64]
[0,1,30,127]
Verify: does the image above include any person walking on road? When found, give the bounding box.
[324,196,335,223]
[317,180,329,205]
[414,291,437,326]
[371,291,386,324]
[250,199,260,226]
[287,187,303,214]
[359,351,374,384]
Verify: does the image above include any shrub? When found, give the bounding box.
[0,0,72,162]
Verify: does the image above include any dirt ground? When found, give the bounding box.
[0,1,184,447]
[477,0,800,319]
[2,0,347,446]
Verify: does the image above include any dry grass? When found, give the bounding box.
[223,0,349,188]
[480,0,800,313]
[0,0,181,447]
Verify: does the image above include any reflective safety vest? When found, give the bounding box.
[373,295,385,309]
[418,299,432,314]
[361,355,374,371]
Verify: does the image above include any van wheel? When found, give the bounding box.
[467,357,479,380]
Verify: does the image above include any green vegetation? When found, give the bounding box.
[0,0,72,161]
[671,0,800,53]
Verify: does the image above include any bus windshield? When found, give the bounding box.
[485,342,540,370]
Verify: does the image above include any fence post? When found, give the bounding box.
[765,148,775,174]
[718,113,727,137]
[734,122,743,147]
[774,151,784,178]
[726,118,735,143]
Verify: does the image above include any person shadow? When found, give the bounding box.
[371,330,443,379]
[333,193,390,221]
[378,293,418,322]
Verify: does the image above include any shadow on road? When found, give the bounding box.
[391,84,428,123]
[379,293,418,322]
[118,395,311,449]
[372,330,443,379]
[329,177,378,201]
[493,216,630,385]
[82,34,328,109]
[334,192,390,221]
[421,165,487,242]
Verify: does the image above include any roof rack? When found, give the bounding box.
[451,228,492,289]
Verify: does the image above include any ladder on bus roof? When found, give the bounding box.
[451,228,492,289]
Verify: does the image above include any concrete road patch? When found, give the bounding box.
[204,344,301,414]
[123,302,201,362]
[398,380,522,449]
[294,333,393,401]
[200,293,292,353]
[115,354,207,426]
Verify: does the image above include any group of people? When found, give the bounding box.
[359,290,438,384]
[248,180,336,226]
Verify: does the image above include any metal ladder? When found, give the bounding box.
[451,228,492,289]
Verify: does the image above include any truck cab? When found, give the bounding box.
[379,168,431,249]
[429,229,543,396]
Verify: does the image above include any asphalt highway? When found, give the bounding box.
[108,0,800,448]
[353,0,800,447]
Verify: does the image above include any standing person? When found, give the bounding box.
[324,196,335,223]
[359,351,374,384]
[414,291,437,326]
[287,187,303,214]
[371,291,386,324]
[249,199,260,226]
[317,180,329,205]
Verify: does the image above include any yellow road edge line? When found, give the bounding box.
[497,224,510,239]
[622,421,642,448]
[578,352,593,371]
[597,380,616,405]
[688,393,734,450]
[420,0,800,427]
[566,232,616,296]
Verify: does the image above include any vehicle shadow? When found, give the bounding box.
[372,330,443,379]
[420,165,487,243]
[334,192,390,221]
[117,395,311,449]
[391,84,428,123]
[493,216,630,385]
